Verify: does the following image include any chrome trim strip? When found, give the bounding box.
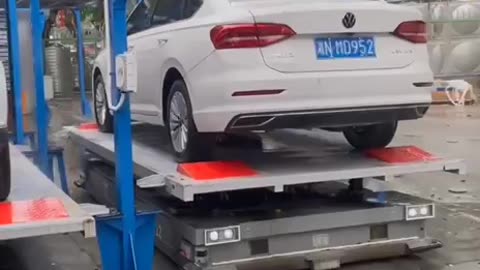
[229,104,429,129]
[231,116,276,129]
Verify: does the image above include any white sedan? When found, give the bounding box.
[92,0,433,162]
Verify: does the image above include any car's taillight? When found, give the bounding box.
[393,21,427,44]
[210,23,296,49]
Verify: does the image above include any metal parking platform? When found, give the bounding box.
[0,144,95,240]
[69,124,466,202]
[69,123,467,270]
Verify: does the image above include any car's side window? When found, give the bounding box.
[127,0,155,35]
[151,0,186,27]
[184,0,203,19]
[126,0,138,16]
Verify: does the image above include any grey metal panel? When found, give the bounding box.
[267,226,370,255]
[181,205,406,246]
[206,222,425,265]
[267,207,403,235]
[209,241,249,265]
[206,238,431,270]
[389,220,426,239]
[68,126,466,202]
[0,145,95,240]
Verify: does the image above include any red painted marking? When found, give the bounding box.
[0,198,69,226]
[177,161,258,181]
[365,146,438,164]
[79,123,99,131]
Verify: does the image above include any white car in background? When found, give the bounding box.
[93,0,433,162]
[0,62,10,201]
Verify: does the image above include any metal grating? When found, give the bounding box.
[0,10,11,92]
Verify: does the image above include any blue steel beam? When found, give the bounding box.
[30,0,49,174]
[73,8,93,119]
[6,0,25,145]
[110,0,148,266]
[94,0,156,269]
[39,11,52,128]
[39,10,46,33]
[109,0,136,225]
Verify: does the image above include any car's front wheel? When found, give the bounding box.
[166,80,214,162]
[94,75,114,133]
[343,122,398,150]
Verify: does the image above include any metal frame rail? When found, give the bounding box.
[69,126,466,202]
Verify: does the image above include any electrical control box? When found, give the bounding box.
[115,51,137,93]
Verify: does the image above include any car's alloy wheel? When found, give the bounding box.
[95,81,106,125]
[169,91,189,153]
[166,80,213,162]
[94,75,113,133]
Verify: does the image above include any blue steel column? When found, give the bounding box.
[110,0,135,230]
[39,11,52,127]
[6,0,25,144]
[112,0,136,266]
[73,9,93,119]
[29,0,49,174]
[95,0,157,269]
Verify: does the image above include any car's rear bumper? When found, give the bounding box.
[226,104,429,131]
[188,51,433,132]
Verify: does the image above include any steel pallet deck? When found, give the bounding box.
[69,124,466,202]
[0,144,95,240]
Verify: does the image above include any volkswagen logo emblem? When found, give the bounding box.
[342,12,356,29]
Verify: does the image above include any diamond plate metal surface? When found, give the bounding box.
[365,146,438,164]
[177,161,258,181]
[0,198,69,225]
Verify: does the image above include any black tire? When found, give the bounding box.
[166,80,214,162]
[94,75,114,133]
[0,141,11,201]
[343,122,398,150]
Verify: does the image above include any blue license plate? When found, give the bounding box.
[314,37,376,60]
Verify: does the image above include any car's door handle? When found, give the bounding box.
[157,39,168,47]
[128,45,135,51]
